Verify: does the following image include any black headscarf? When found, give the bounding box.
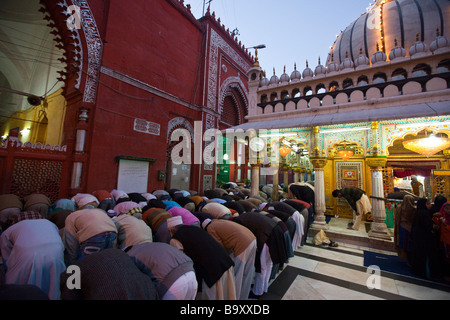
[431,195,447,214]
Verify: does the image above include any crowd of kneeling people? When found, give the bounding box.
[0,182,317,300]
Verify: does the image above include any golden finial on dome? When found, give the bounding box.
[436,26,441,37]
[318,56,321,65]
[253,48,260,67]
[306,60,309,68]
[294,62,297,70]
[416,33,420,41]
[394,38,398,46]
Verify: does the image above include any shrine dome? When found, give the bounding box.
[314,58,326,77]
[269,68,279,85]
[290,63,301,81]
[280,66,290,83]
[326,0,450,66]
[354,49,370,68]
[259,71,269,87]
[302,61,314,79]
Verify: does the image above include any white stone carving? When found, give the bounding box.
[205,113,215,130]
[71,0,103,104]
[167,117,194,142]
[58,0,83,89]
[134,118,161,136]
[207,29,252,111]
[218,76,249,115]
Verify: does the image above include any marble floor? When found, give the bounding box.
[261,218,450,300]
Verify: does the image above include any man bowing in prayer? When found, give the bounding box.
[332,187,372,231]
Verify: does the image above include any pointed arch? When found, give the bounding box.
[218,76,248,126]
[167,117,194,143]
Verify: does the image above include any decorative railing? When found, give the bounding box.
[257,72,450,114]
[0,138,67,152]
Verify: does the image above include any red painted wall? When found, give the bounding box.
[101,0,204,104]
[56,0,254,195]
[83,0,205,193]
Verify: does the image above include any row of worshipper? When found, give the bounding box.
[0,193,51,231]
[0,183,315,300]
[394,194,450,282]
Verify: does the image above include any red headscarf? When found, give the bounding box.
[439,202,450,224]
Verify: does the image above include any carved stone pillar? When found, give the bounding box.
[300,169,305,182]
[293,168,300,183]
[250,161,261,197]
[71,108,89,190]
[271,165,279,201]
[310,157,328,230]
[282,165,289,187]
[367,157,391,240]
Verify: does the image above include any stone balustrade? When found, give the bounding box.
[257,72,449,115]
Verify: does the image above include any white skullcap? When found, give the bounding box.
[167,216,183,229]
[201,218,212,230]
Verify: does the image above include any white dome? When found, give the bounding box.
[430,36,450,53]
[259,71,269,87]
[340,52,354,70]
[290,63,301,81]
[314,57,326,77]
[280,66,290,83]
[269,68,279,85]
[326,54,340,73]
[327,0,449,65]
[389,41,407,61]
[354,49,370,68]
[409,34,429,57]
[371,45,387,65]
[430,28,450,53]
[302,60,314,79]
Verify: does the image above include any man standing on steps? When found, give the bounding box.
[332,187,372,231]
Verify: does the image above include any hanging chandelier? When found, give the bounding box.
[402,134,450,157]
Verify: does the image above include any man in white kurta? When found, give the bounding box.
[0,219,66,300]
[201,218,257,300]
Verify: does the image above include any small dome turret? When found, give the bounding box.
[290,63,301,82]
[430,27,450,54]
[326,54,340,74]
[314,57,326,77]
[409,33,428,58]
[371,43,387,65]
[340,51,354,71]
[389,39,407,61]
[269,68,279,85]
[302,60,313,79]
[280,66,290,84]
[354,48,370,69]
[259,70,269,87]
